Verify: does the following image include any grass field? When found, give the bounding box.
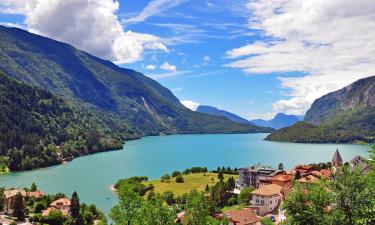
[144,173,238,196]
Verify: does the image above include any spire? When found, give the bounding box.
[332,149,343,167]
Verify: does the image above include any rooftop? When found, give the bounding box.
[242,164,276,173]
[50,198,71,207]
[252,184,282,196]
[4,190,26,199]
[224,208,260,225]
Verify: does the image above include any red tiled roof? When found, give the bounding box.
[252,184,282,196]
[27,191,44,198]
[42,207,70,217]
[271,174,292,182]
[224,208,260,225]
[50,198,71,207]
[320,169,331,178]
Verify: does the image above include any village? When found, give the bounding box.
[210,149,372,225]
[1,149,372,225]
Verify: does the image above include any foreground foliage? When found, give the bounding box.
[283,146,375,225]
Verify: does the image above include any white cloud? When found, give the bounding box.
[145,64,157,70]
[0,0,168,64]
[123,0,187,25]
[160,62,177,71]
[203,55,210,61]
[148,70,189,80]
[227,0,375,114]
[181,100,200,111]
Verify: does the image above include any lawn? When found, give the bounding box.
[144,173,238,196]
[221,204,245,212]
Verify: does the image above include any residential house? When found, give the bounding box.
[350,155,372,174]
[223,208,261,225]
[294,165,314,176]
[239,165,279,189]
[3,190,27,214]
[251,184,282,216]
[270,174,293,196]
[27,190,44,199]
[42,198,71,216]
[332,149,343,167]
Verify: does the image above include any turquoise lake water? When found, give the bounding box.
[0,133,370,214]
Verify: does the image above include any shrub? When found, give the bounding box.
[175,174,184,183]
[172,171,181,177]
[160,174,171,182]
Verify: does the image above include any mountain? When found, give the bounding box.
[0,71,133,170]
[0,25,272,138]
[266,76,375,143]
[250,113,302,130]
[196,105,251,124]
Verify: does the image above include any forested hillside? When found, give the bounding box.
[0,72,136,171]
[0,25,270,136]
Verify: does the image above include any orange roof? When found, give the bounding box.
[252,184,282,196]
[224,208,260,225]
[42,207,70,217]
[295,165,313,171]
[4,190,26,199]
[50,198,71,207]
[271,174,292,182]
[27,191,44,198]
[320,169,331,178]
[299,175,319,183]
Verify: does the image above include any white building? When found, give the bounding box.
[251,184,282,216]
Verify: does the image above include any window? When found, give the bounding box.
[261,200,264,204]
[270,200,272,204]
[256,199,259,204]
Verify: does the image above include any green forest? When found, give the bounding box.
[0,72,137,171]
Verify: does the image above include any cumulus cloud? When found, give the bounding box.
[160,62,177,71]
[181,100,200,111]
[227,0,375,114]
[123,0,187,25]
[145,64,157,70]
[0,0,168,64]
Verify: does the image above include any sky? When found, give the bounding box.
[1,0,375,120]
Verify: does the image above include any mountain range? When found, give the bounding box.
[266,75,375,143]
[250,113,303,130]
[0,25,273,170]
[196,105,301,129]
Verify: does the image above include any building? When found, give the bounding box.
[251,184,282,216]
[3,190,27,214]
[332,149,343,167]
[42,198,71,216]
[350,155,372,174]
[27,190,44,199]
[294,165,314,176]
[223,208,261,225]
[239,164,279,189]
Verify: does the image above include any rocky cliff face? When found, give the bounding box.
[305,76,375,125]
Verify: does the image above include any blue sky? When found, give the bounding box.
[1,0,374,120]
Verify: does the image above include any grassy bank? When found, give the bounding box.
[144,172,238,195]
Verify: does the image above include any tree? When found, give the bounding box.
[294,170,301,180]
[175,174,184,183]
[184,190,220,225]
[12,192,25,221]
[172,171,181,178]
[70,191,80,221]
[205,184,209,193]
[0,187,5,212]
[137,195,175,225]
[160,174,171,182]
[44,209,65,225]
[218,171,224,183]
[261,217,275,225]
[31,182,38,191]
[162,191,175,206]
[227,177,236,191]
[238,187,253,205]
[278,163,284,171]
[34,202,46,213]
[110,189,143,225]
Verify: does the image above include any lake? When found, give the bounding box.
[0,133,370,214]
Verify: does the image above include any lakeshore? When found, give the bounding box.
[0,134,370,214]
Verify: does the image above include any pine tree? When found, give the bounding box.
[70,191,80,220]
[278,163,284,171]
[31,182,37,191]
[218,171,224,183]
[12,192,25,221]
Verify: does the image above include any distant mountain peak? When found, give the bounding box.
[250,113,302,130]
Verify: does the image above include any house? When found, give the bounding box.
[332,149,343,167]
[3,190,26,214]
[350,155,372,174]
[270,174,292,188]
[223,208,261,225]
[251,184,282,216]
[239,165,279,189]
[27,190,44,199]
[42,198,71,217]
[294,165,314,176]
